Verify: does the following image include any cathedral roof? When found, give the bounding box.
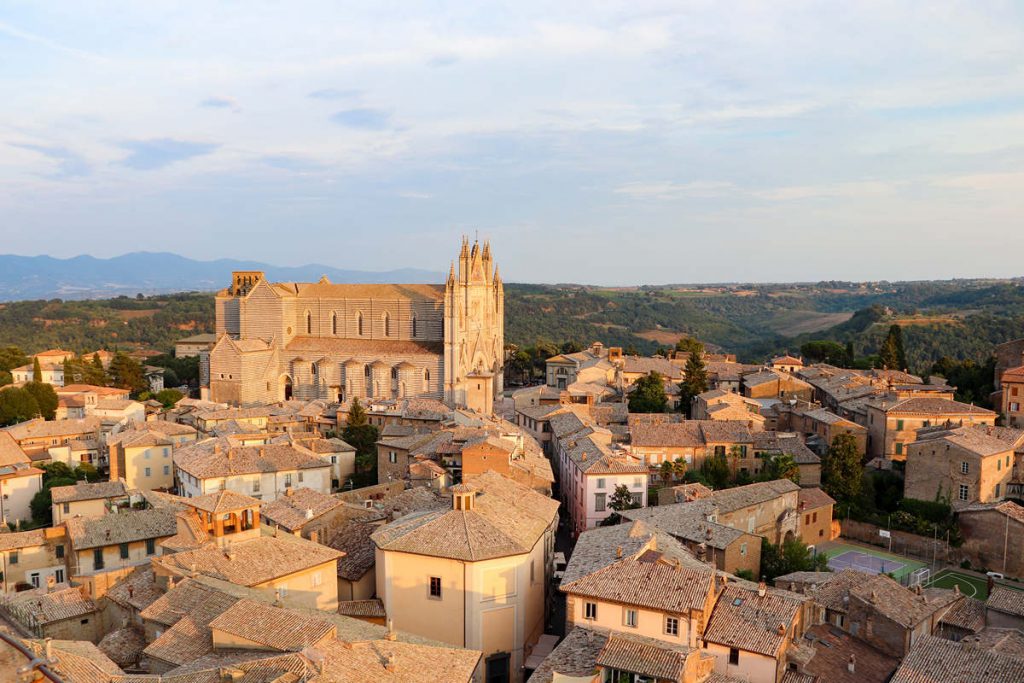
[285,337,444,357]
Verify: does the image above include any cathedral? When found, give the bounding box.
[205,237,504,413]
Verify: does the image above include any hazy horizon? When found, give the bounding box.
[4,2,1024,285]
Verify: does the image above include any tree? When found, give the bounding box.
[700,454,731,490]
[628,372,668,413]
[760,537,829,581]
[24,382,58,420]
[609,484,639,512]
[659,460,676,487]
[675,336,705,355]
[822,433,862,503]
[0,370,11,387]
[109,352,147,395]
[678,353,710,417]
[346,397,369,427]
[32,356,43,383]
[760,453,800,484]
[153,389,184,408]
[879,324,908,371]
[0,346,27,373]
[74,462,101,482]
[800,340,850,366]
[342,398,379,476]
[0,387,40,426]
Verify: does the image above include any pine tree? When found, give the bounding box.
[822,433,862,503]
[678,353,709,417]
[346,397,369,427]
[32,356,43,383]
[879,324,908,370]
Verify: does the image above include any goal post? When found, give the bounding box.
[909,567,930,587]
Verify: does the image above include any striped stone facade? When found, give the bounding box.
[207,238,503,412]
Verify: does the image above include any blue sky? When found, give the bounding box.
[2,1,1023,285]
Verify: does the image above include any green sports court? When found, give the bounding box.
[818,542,926,581]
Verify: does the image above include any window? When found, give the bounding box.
[998,459,1002,471]
[306,311,312,335]
[252,479,261,493]
[411,314,418,338]
[740,542,747,556]
[146,538,156,555]
[729,648,740,666]
[623,608,638,628]
[383,312,391,337]
[812,512,818,523]
[389,451,397,464]
[357,312,364,336]
[424,368,430,384]
[895,443,903,456]
[144,467,151,477]
[332,312,338,335]
[959,484,969,501]
[311,571,322,587]
[9,551,17,565]
[311,363,318,380]
[429,576,442,599]
[596,478,606,489]
[298,471,304,483]
[330,455,337,464]
[163,465,170,475]
[144,450,151,459]
[93,548,104,570]
[55,545,64,559]
[62,503,70,514]
[120,543,130,559]
[594,493,606,512]
[996,483,1001,498]
[284,473,293,487]
[584,602,597,620]
[29,573,40,588]
[896,419,905,431]
[55,569,64,583]
[961,462,969,474]
[665,616,679,636]
[632,477,643,488]
[279,584,288,597]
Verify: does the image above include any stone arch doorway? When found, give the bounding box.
[280,374,294,401]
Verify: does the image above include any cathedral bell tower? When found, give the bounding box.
[443,236,504,413]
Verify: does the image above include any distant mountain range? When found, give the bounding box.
[0,252,444,301]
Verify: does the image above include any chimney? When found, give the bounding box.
[44,638,53,663]
[305,508,314,521]
[616,546,623,559]
[777,623,786,636]
[758,579,767,598]
[384,619,397,641]
[847,654,856,674]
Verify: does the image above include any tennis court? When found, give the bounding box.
[819,542,925,580]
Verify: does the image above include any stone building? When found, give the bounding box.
[904,425,1024,507]
[207,237,504,414]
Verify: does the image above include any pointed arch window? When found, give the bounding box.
[424,368,430,384]
[331,312,338,335]
[383,312,391,337]
[305,311,312,335]
[411,313,418,338]
[357,312,364,336]
[311,363,318,381]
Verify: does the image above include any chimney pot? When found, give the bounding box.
[758,580,767,598]
[848,654,856,673]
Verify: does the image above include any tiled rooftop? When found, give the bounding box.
[154,534,343,586]
[66,507,178,550]
[703,583,802,657]
[208,599,336,650]
[50,479,128,504]
[261,487,345,531]
[890,635,1024,683]
[372,471,559,562]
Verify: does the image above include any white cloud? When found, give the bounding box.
[614,181,737,200]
